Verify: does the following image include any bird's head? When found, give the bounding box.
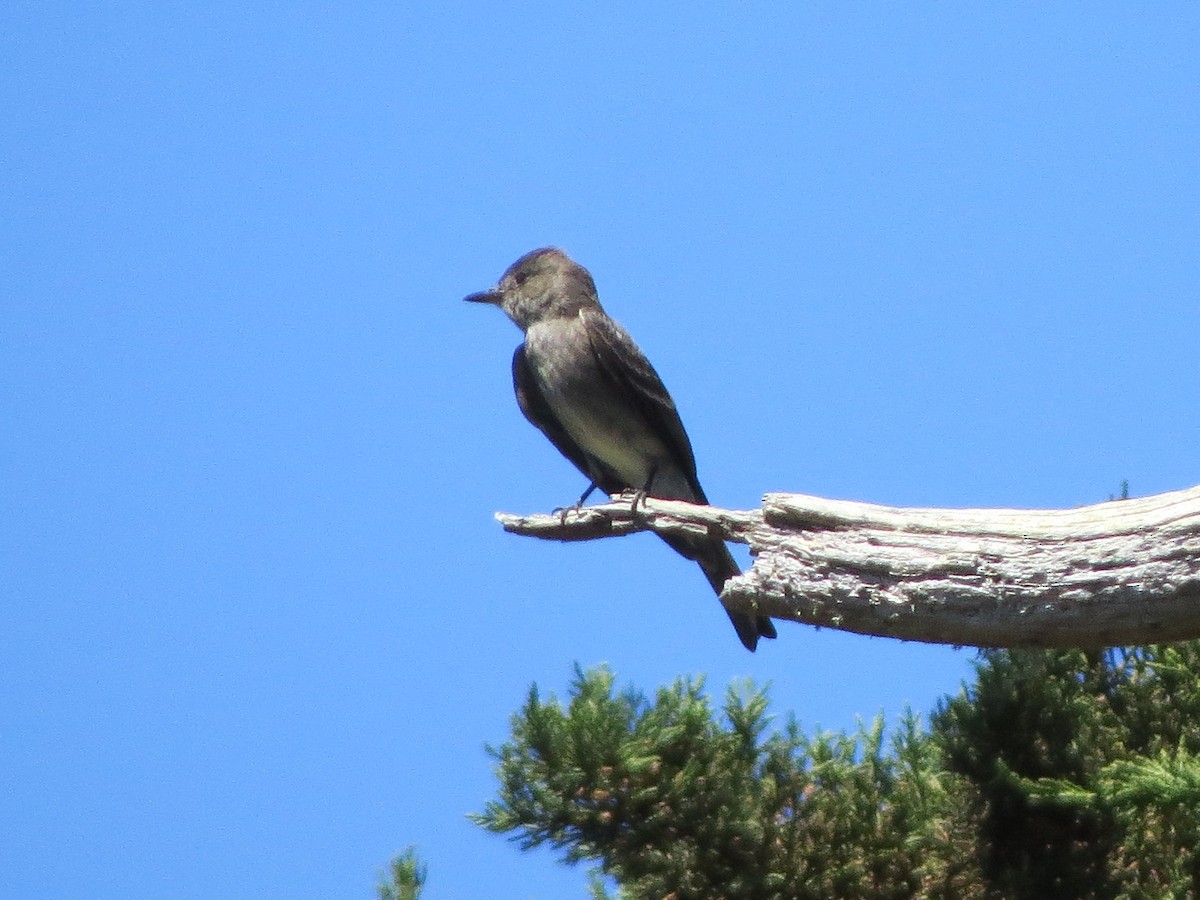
[464,247,600,330]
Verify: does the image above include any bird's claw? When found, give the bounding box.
[553,502,584,524]
[621,488,649,515]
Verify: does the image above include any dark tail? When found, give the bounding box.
[659,532,777,652]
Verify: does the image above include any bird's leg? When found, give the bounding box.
[630,466,658,514]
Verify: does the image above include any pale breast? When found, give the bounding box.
[524,318,668,487]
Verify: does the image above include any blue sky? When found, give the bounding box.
[3,3,1198,898]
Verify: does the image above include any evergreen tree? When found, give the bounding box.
[472,665,977,898]
[470,644,1200,898]
[934,649,1121,897]
[934,646,1200,898]
[378,846,426,900]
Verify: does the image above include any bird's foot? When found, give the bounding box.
[553,481,600,523]
[552,502,582,524]
[632,466,657,514]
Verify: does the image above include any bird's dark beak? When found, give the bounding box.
[463,289,501,305]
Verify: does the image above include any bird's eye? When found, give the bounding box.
[513,271,528,286]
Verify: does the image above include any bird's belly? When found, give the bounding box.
[525,324,665,488]
[555,399,661,487]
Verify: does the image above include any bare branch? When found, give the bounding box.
[495,485,1200,648]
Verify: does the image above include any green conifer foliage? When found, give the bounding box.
[445,643,1200,896]
[472,665,976,899]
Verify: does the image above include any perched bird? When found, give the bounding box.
[465,247,777,651]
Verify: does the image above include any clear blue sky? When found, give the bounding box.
[3,4,1197,898]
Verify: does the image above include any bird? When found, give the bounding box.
[464,247,777,651]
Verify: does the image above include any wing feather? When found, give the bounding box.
[579,308,706,501]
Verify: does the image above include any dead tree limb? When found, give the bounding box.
[495,485,1200,648]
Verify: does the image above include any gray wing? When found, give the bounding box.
[578,308,706,501]
[511,344,623,495]
[563,316,777,651]
[581,310,777,650]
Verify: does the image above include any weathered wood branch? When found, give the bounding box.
[495,485,1200,648]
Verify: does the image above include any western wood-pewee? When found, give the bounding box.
[465,247,776,651]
